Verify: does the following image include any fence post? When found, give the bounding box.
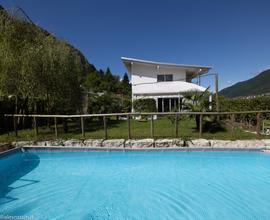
[230,114,235,139]
[127,115,131,139]
[199,114,203,138]
[175,114,179,138]
[103,116,108,139]
[256,112,261,137]
[33,116,38,138]
[13,116,18,137]
[81,117,85,139]
[215,74,219,116]
[5,116,9,135]
[54,117,58,139]
[150,114,154,138]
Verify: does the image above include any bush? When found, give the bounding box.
[214,96,270,112]
[133,98,157,112]
[122,98,132,113]
[203,116,226,133]
[213,96,270,125]
[88,94,122,114]
[166,107,182,124]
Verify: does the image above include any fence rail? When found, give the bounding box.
[4,110,270,139]
[4,110,270,118]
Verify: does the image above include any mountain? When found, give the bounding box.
[220,69,270,98]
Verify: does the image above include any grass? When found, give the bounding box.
[0,116,262,142]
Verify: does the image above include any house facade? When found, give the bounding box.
[121,57,212,112]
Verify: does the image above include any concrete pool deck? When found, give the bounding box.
[2,138,270,151]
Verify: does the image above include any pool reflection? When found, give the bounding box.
[0,151,40,206]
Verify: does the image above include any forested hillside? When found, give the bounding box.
[220,69,270,98]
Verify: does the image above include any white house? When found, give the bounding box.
[121,57,212,112]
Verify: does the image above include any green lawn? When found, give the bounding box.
[0,117,261,142]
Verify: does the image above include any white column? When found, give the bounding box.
[178,95,181,112]
[155,97,158,112]
[157,65,159,81]
[209,94,212,111]
[131,95,136,113]
[131,61,134,112]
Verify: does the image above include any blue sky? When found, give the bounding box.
[1,0,270,90]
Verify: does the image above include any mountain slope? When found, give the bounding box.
[220,69,270,98]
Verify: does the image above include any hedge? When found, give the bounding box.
[133,98,157,112]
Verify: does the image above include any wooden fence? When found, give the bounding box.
[4,110,270,139]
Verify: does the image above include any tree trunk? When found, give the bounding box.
[195,115,200,130]
[63,119,68,133]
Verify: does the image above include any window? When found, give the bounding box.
[165,74,173,81]
[157,75,165,82]
[157,74,173,82]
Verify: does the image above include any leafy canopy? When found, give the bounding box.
[0,8,91,114]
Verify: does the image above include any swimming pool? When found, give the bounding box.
[1,149,270,220]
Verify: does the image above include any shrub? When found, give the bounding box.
[203,116,226,133]
[122,98,132,113]
[166,107,182,124]
[88,94,122,114]
[182,89,211,112]
[214,96,270,112]
[133,98,157,112]
[213,96,270,125]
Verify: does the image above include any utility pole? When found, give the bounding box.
[215,74,219,112]
[193,72,219,112]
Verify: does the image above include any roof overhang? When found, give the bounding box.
[121,57,212,76]
[132,81,207,96]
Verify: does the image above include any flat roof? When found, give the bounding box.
[121,57,212,73]
[132,81,206,95]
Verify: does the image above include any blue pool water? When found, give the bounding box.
[1,149,270,220]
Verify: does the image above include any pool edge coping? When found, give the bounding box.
[0,147,21,158]
[1,138,270,156]
[23,145,267,152]
[8,138,270,148]
[1,146,269,158]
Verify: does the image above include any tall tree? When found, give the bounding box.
[121,73,131,97]
[0,7,89,114]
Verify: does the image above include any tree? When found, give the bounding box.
[182,89,210,129]
[88,94,122,114]
[83,69,131,113]
[0,5,132,119]
[122,73,129,84]
[121,73,131,97]
[182,89,225,132]
[133,99,157,112]
[0,8,88,114]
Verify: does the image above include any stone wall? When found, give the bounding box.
[9,138,270,150]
